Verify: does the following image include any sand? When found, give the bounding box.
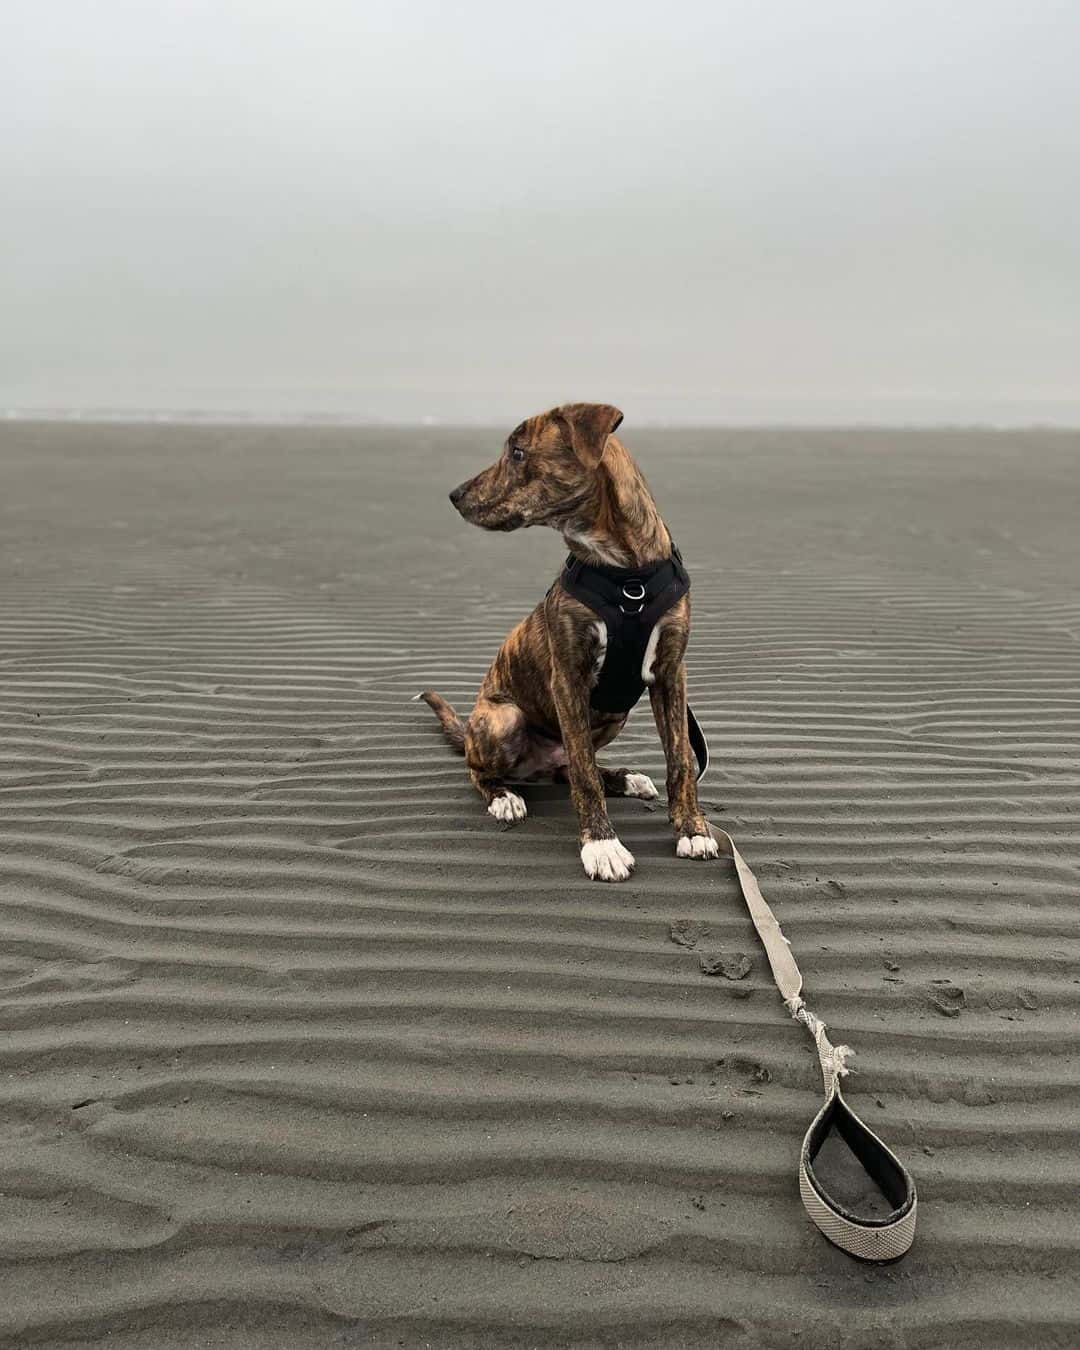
[1,420,1078,1348]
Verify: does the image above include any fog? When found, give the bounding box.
[3,1,1078,423]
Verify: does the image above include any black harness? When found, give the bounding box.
[558,546,691,715]
[543,546,711,780]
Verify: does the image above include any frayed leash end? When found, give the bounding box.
[792,1002,857,1089]
[829,1043,856,1079]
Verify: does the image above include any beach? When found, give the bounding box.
[1,420,1078,1348]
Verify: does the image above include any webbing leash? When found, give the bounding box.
[687,707,918,1261]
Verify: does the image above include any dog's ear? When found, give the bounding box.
[555,403,624,469]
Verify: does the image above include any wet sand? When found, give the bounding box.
[1,420,1078,1348]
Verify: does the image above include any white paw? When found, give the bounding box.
[580,837,635,882]
[677,833,720,860]
[624,772,659,801]
[489,791,527,823]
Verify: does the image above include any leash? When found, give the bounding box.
[686,707,917,1261]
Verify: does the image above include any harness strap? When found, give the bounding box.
[687,705,709,781]
[689,707,918,1261]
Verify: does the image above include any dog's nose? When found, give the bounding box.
[449,482,468,506]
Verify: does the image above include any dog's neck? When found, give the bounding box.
[561,439,672,569]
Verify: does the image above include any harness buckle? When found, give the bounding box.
[620,579,646,614]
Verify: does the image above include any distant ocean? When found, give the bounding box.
[5,400,1080,427]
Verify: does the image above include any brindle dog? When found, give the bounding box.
[418,402,718,882]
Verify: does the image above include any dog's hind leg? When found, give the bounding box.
[601,767,660,800]
[558,765,659,801]
[465,697,530,824]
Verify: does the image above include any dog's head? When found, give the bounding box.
[449,403,624,531]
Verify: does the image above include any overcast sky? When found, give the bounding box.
[3,1,1078,423]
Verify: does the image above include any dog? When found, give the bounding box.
[417,402,718,882]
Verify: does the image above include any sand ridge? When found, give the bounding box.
[0,422,1079,1348]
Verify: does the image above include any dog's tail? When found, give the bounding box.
[413,689,467,754]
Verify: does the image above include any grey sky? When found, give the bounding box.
[3,1,1078,423]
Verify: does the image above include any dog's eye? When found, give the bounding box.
[510,447,526,463]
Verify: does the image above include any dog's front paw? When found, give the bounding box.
[624,772,659,801]
[581,837,635,882]
[676,833,720,860]
[488,791,527,823]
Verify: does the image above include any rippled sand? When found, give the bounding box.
[1,421,1078,1348]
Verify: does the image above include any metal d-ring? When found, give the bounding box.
[620,579,646,614]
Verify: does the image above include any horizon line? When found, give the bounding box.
[5,407,1080,432]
